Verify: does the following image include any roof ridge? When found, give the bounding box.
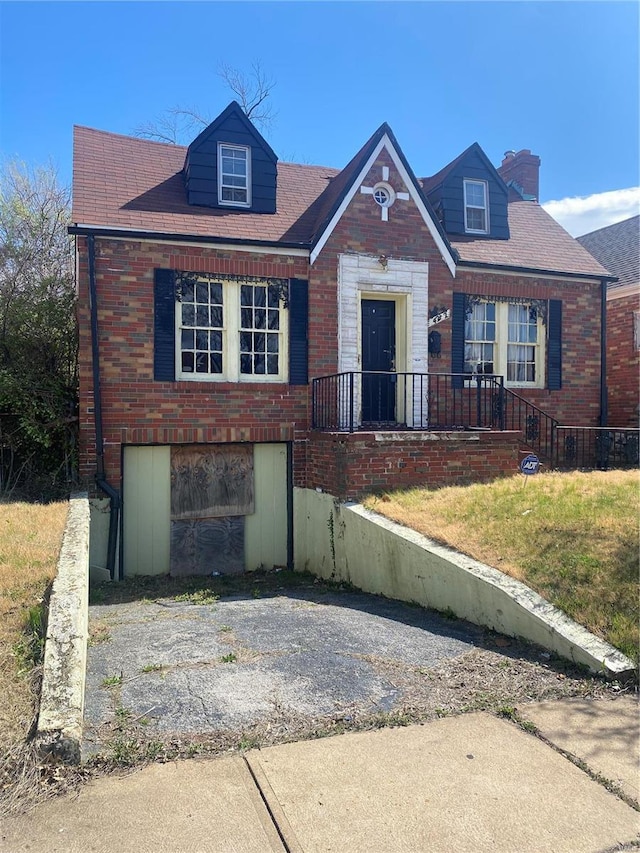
[278,161,340,173]
[74,125,187,151]
[577,213,640,240]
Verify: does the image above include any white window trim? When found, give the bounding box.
[217,143,251,208]
[465,301,545,389]
[176,278,288,383]
[463,179,489,234]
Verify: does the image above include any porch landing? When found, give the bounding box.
[307,428,523,499]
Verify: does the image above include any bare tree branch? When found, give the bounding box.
[133,108,207,145]
[132,62,276,144]
[217,60,277,131]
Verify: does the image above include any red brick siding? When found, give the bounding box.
[309,151,454,379]
[307,430,522,500]
[607,289,640,427]
[428,269,603,426]
[77,154,604,497]
[77,237,311,487]
[497,151,541,201]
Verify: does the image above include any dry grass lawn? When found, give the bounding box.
[363,470,639,661]
[0,501,68,752]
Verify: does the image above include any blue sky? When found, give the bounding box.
[1,1,638,235]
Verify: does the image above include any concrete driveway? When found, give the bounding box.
[83,583,613,760]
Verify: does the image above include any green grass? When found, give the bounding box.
[364,470,639,661]
[0,500,68,751]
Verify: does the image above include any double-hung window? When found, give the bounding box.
[464,300,544,387]
[463,179,489,234]
[506,304,538,383]
[218,144,250,206]
[177,276,287,382]
[464,301,495,374]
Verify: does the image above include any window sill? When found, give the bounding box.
[178,375,288,385]
[504,383,545,391]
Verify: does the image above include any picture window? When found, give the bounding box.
[464,300,544,387]
[177,277,286,382]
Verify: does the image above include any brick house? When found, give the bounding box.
[71,101,612,579]
[577,215,640,428]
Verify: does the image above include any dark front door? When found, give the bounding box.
[361,299,396,424]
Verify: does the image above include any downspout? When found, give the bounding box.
[599,277,608,427]
[87,233,121,580]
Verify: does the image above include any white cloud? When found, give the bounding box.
[541,187,640,237]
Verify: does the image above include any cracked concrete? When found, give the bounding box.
[83,587,618,760]
[83,590,482,755]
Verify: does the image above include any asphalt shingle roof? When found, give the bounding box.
[72,126,339,246]
[576,215,640,288]
[452,201,611,277]
[72,125,611,279]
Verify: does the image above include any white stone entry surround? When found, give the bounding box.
[337,253,429,429]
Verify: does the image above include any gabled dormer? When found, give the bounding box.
[422,143,510,240]
[183,101,278,213]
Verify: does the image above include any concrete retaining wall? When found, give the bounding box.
[293,488,635,679]
[36,493,90,763]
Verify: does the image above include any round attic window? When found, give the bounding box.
[372,182,396,208]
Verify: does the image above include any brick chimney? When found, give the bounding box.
[497,149,541,201]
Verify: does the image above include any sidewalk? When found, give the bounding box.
[2,698,638,853]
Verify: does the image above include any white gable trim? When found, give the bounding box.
[310,134,457,277]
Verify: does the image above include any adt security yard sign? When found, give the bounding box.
[520,454,540,475]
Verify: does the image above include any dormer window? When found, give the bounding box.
[218,143,251,207]
[464,179,489,234]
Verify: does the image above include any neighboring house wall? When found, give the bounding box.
[575,215,639,428]
[606,284,640,426]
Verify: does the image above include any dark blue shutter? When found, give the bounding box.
[548,299,562,390]
[451,292,466,389]
[289,278,309,385]
[154,268,175,381]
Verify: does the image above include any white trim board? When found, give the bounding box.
[310,134,457,277]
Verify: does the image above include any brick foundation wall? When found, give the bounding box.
[307,430,522,500]
[606,288,639,427]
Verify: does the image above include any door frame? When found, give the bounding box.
[358,292,408,427]
[337,253,429,429]
[357,292,408,375]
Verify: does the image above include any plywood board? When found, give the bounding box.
[170,444,254,520]
[170,516,245,576]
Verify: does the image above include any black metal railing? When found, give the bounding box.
[311,372,506,432]
[497,387,559,461]
[311,372,640,472]
[552,426,640,470]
